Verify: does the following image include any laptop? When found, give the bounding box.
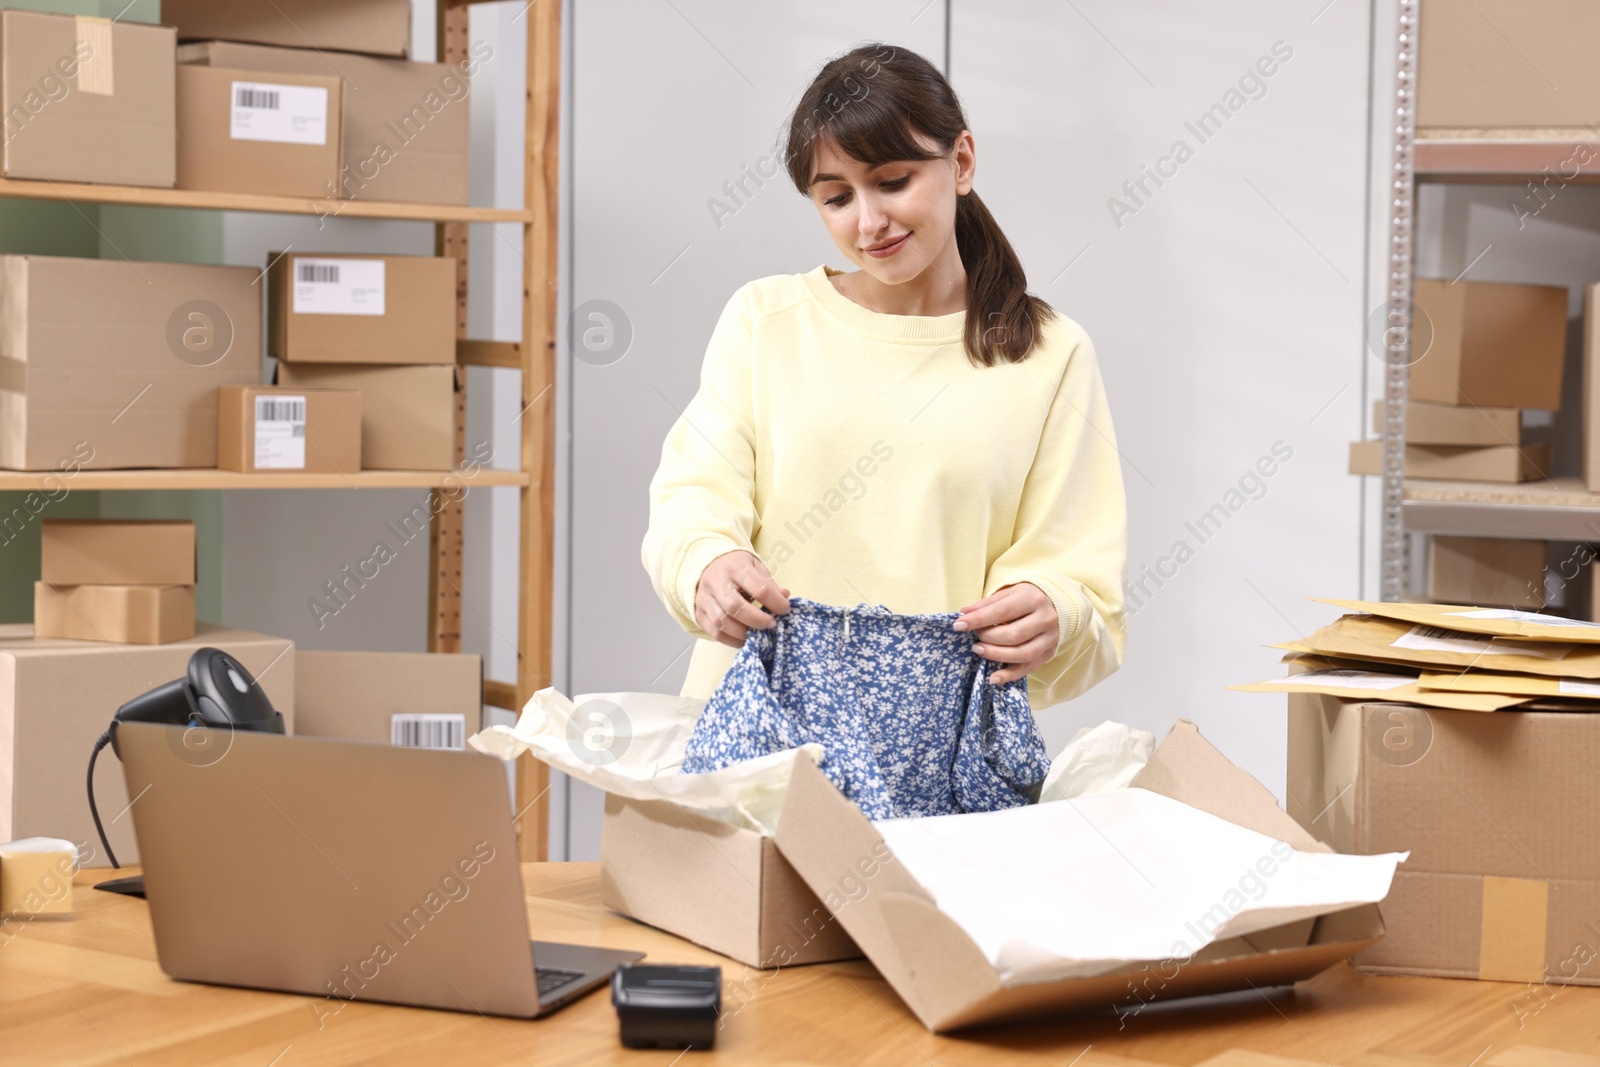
[116,722,644,1018]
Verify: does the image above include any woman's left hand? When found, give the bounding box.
[953,583,1059,685]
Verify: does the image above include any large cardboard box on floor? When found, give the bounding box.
[41,520,195,586]
[601,794,861,969]
[0,10,175,187]
[0,624,294,868]
[179,41,470,205]
[217,385,361,474]
[1427,536,1546,609]
[0,255,262,471]
[1289,691,1600,985]
[1417,0,1600,129]
[160,0,411,59]
[267,253,456,365]
[176,65,342,198]
[294,651,481,748]
[275,363,456,471]
[773,722,1385,1032]
[1410,278,1567,411]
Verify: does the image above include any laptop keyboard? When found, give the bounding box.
[536,966,585,996]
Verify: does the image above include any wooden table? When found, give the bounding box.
[4,864,1599,1066]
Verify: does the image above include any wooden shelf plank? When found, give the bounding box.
[0,468,528,491]
[0,176,531,223]
[1415,133,1600,183]
[1403,476,1600,541]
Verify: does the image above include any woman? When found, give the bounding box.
[642,42,1127,715]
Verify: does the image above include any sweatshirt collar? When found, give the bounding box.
[802,264,966,344]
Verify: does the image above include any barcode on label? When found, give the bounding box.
[257,398,306,423]
[392,714,465,751]
[298,262,340,284]
[1410,626,1458,640]
[235,87,280,109]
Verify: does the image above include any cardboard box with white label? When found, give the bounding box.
[293,651,481,749]
[274,363,455,471]
[217,384,361,474]
[268,253,456,365]
[175,65,342,198]
[179,40,470,205]
[0,624,295,867]
[0,10,175,187]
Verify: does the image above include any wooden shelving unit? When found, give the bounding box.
[0,469,529,491]
[2,1,561,859]
[0,175,531,223]
[1377,6,1600,592]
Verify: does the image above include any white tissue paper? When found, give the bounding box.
[875,788,1407,984]
[469,688,821,835]
[1038,721,1156,802]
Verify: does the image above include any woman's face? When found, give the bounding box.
[807,129,975,288]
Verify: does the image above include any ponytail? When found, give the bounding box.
[954,190,1054,366]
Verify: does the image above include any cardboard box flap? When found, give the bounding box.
[776,728,1386,1032]
[1130,719,1329,854]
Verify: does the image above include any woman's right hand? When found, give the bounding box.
[694,551,791,649]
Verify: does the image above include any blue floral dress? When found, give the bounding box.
[681,597,1050,818]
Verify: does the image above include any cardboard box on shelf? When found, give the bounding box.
[267,253,456,365]
[1372,399,1522,447]
[1416,0,1600,129]
[773,722,1385,1031]
[175,65,342,198]
[601,794,861,969]
[0,624,295,867]
[1288,690,1600,984]
[160,0,411,59]
[0,255,262,471]
[33,582,195,645]
[1426,536,1547,610]
[275,363,455,471]
[41,520,196,586]
[1410,278,1568,411]
[0,10,175,187]
[294,651,482,747]
[1348,439,1552,483]
[217,385,361,474]
[1584,283,1600,493]
[178,41,470,205]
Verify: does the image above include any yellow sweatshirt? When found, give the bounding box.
[641,264,1127,711]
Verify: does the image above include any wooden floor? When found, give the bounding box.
[2,863,1599,1065]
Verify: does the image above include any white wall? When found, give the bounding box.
[942,2,1378,801]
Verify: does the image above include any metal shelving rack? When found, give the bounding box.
[1378,0,1600,600]
[2,0,560,860]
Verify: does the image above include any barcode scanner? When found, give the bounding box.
[87,648,286,897]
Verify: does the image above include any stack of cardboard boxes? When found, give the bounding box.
[1351,278,1568,484]
[0,3,472,204]
[270,253,459,471]
[33,520,197,645]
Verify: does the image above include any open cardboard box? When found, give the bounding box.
[600,793,860,969]
[774,720,1386,1031]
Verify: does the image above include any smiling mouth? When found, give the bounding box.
[864,233,910,255]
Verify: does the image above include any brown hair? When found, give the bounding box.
[782,43,1054,368]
